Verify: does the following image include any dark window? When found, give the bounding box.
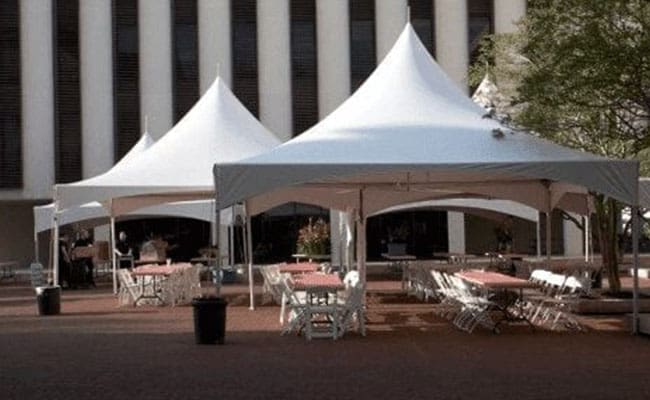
[231,0,258,117]
[468,0,493,64]
[173,0,199,123]
[349,0,376,92]
[112,0,140,161]
[408,0,435,57]
[54,0,82,183]
[290,0,318,136]
[0,0,22,188]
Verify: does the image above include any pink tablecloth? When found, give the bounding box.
[292,273,344,291]
[131,263,192,277]
[456,270,538,289]
[279,263,319,274]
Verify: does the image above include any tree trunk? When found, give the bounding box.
[594,196,621,293]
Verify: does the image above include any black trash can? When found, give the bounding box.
[36,286,61,316]
[191,297,227,345]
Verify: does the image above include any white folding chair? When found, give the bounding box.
[117,269,141,307]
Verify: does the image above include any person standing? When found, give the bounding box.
[73,229,95,287]
[115,231,133,269]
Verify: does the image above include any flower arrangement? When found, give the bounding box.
[296,218,329,256]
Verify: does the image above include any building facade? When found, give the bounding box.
[1,0,583,267]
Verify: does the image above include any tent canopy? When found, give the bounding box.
[33,200,227,234]
[214,24,638,214]
[56,77,281,212]
[371,198,539,223]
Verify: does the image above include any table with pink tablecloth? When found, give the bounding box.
[279,263,319,275]
[455,270,538,289]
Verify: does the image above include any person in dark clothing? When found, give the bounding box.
[73,229,95,287]
[115,231,133,269]
[58,233,73,289]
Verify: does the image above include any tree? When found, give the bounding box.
[470,0,650,293]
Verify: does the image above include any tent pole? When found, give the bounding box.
[52,200,60,286]
[536,216,541,259]
[34,230,40,264]
[245,204,255,310]
[110,200,118,294]
[632,205,640,334]
[584,215,589,263]
[545,211,552,268]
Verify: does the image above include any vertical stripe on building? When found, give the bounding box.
[349,0,376,93]
[0,0,22,188]
[408,0,435,57]
[112,0,140,161]
[231,0,258,117]
[54,0,82,183]
[290,0,318,136]
[173,0,199,123]
[468,0,494,64]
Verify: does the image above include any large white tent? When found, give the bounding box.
[55,77,281,213]
[214,24,641,330]
[52,77,282,294]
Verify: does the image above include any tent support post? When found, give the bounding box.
[52,200,60,286]
[632,205,640,334]
[536,217,541,259]
[545,211,552,268]
[34,230,39,264]
[245,203,255,310]
[584,216,589,263]
[110,202,118,294]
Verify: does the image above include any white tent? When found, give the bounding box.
[214,24,641,331]
[34,200,221,235]
[55,77,281,213]
[53,77,282,298]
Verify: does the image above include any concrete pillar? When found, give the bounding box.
[198,0,231,92]
[316,0,350,117]
[257,0,292,139]
[447,211,466,253]
[80,0,114,177]
[563,213,583,257]
[139,0,173,139]
[20,0,55,198]
[435,0,469,92]
[493,0,527,34]
[375,0,407,62]
[317,0,351,262]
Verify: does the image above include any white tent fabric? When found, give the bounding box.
[371,198,539,223]
[34,200,223,234]
[214,24,638,212]
[34,132,157,233]
[56,77,282,211]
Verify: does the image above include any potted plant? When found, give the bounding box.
[296,218,330,256]
[387,222,409,255]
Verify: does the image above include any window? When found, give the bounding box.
[54,0,82,183]
[408,0,435,57]
[113,0,140,161]
[468,0,494,64]
[0,0,22,188]
[173,0,199,123]
[231,0,259,117]
[349,0,376,93]
[290,0,318,135]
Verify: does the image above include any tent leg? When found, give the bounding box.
[536,217,541,259]
[545,211,552,268]
[246,212,255,311]
[52,201,60,286]
[584,216,589,263]
[110,214,117,295]
[34,231,40,264]
[632,205,640,334]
